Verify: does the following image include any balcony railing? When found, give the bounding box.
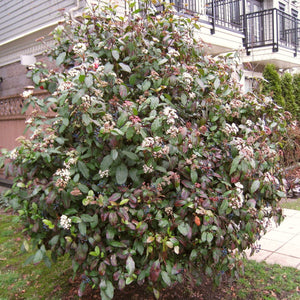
[206,0,243,33]
[132,1,300,55]
[135,0,244,32]
[244,8,299,56]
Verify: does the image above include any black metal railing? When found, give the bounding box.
[244,8,299,56]
[132,1,300,55]
[206,0,243,33]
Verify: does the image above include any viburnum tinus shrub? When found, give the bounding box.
[1,2,287,299]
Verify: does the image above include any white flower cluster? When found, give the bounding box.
[22,90,33,98]
[230,182,244,209]
[54,25,64,35]
[141,136,169,158]
[230,137,245,150]
[223,123,239,135]
[163,106,178,125]
[166,125,179,137]
[231,99,244,109]
[263,172,279,185]
[68,68,80,77]
[102,113,115,133]
[182,72,193,85]
[230,137,254,160]
[9,149,18,160]
[58,81,74,92]
[239,146,254,159]
[73,43,87,55]
[141,137,155,148]
[81,94,92,110]
[167,47,180,58]
[143,164,154,174]
[54,167,71,188]
[60,215,72,230]
[246,119,253,127]
[99,169,109,178]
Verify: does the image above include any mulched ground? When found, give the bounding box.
[62,275,235,300]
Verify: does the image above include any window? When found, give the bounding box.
[279,2,285,12]
[292,9,298,19]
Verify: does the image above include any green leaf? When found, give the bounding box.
[85,74,93,88]
[64,208,78,215]
[62,118,69,126]
[178,222,189,236]
[79,222,86,236]
[207,232,214,243]
[81,214,94,223]
[33,249,43,264]
[120,198,129,205]
[117,112,127,127]
[191,169,198,183]
[142,80,151,91]
[126,126,135,139]
[129,74,137,85]
[49,235,59,246]
[158,58,168,65]
[150,97,159,109]
[151,118,161,132]
[56,52,66,65]
[78,161,89,179]
[82,114,91,126]
[78,183,89,193]
[161,271,171,286]
[190,249,198,261]
[105,281,114,299]
[33,73,40,84]
[122,150,138,161]
[230,156,242,175]
[101,155,113,170]
[119,63,131,73]
[219,199,228,215]
[79,74,85,83]
[126,256,135,276]
[72,89,85,104]
[214,77,220,90]
[250,180,260,194]
[104,62,114,73]
[116,163,128,185]
[43,219,54,229]
[201,231,207,242]
[109,241,126,248]
[111,149,118,160]
[112,50,120,61]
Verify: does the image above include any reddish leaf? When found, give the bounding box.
[108,193,121,202]
[150,260,161,283]
[98,261,106,276]
[109,212,118,226]
[195,216,201,226]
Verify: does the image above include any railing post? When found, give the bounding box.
[242,0,249,55]
[294,16,297,57]
[272,8,279,52]
[210,0,215,34]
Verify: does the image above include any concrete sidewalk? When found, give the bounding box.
[246,209,300,270]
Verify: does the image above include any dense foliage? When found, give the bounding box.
[262,64,285,108]
[1,3,286,299]
[281,72,297,118]
[293,73,300,121]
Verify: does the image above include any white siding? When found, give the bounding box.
[0,0,85,46]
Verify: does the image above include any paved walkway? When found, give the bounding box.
[246,209,300,270]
